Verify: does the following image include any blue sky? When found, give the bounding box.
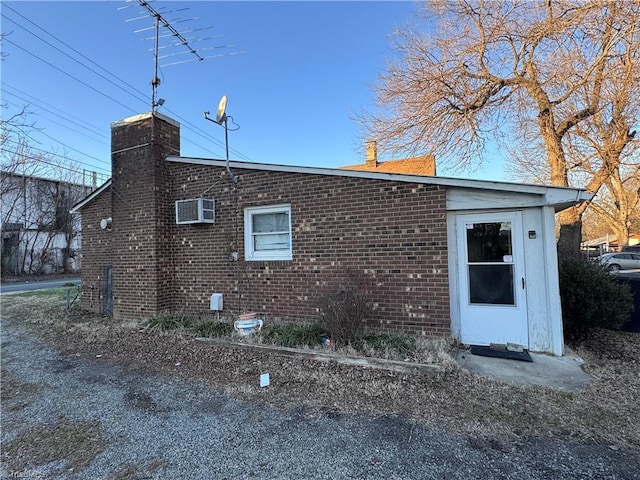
[2,1,507,184]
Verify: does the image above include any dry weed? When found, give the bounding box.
[2,417,106,473]
[2,296,639,453]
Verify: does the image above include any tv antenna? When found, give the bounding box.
[120,0,245,113]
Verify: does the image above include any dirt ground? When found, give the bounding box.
[2,294,640,476]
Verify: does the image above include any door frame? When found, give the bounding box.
[454,211,529,347]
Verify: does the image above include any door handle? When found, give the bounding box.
[521,277,525,289]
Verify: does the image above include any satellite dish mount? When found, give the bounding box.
[204,95,235,182]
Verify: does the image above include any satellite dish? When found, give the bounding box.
[216,95,227,123]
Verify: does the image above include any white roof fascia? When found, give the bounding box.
[70,179,112,213]
[545,188,593,212]
[166,156,591,209]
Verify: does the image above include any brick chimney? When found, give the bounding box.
[365,140,378,169]
[110,112,180,320]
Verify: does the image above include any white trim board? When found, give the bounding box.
[166,156,592,210]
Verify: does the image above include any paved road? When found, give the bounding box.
[617,269,640,280]
[2,320,637,480]
[0,278,80,294]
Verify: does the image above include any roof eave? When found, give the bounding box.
[166,156,590,198]
[70,179,112,213]
[548,190,593,212]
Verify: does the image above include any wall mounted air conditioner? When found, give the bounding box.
[175,198,215,225]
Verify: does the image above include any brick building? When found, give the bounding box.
[72,112,591,355]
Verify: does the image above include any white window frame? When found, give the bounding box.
[244,204,292,261]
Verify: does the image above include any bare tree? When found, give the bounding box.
[587,168,640,245]
[361,0,640,257]
[1,109,89,275]
[564,34,640,247]
[509,23,640,248]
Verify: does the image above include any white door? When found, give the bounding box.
[456,212,529,347]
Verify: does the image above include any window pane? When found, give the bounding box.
[466,222,512,263]
[254,233,290,251]
[253,212,289,233]
[469,264,515,305]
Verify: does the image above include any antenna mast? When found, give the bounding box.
[151,13,160,111]
[133,0,206,112]
[120,0,246,114]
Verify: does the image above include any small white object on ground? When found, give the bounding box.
[260,373,270,388]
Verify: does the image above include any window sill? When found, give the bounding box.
[246,252,292,262]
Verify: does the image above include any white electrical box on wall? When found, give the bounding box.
[210,293,223,311]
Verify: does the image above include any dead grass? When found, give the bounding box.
[219,317,459,366]
[2,417,106,473]
[2,296,639,453]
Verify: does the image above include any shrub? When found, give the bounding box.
[559,257,633,342]
[144,311,193,332]
[192,319,232,338]
[317,270,374,346]
[260,323,325,348]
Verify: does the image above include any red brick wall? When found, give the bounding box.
[79,187,112,313]
[110,114,179,319]
[167,165,450,335]
[80,114,451,335]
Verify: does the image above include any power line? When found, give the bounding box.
[4,124,111,169]
[35,130,111,167]
[4,139,110,173]
[3,91,244,167]
[164,107,253,161]
[2,5,151,107]
[3,4,254,164]
[3,84,109,140]
[3,96,109,147]
[4,35,249,162]
[1,147,110,181]
[2,138,111,175]
[3,38,139,114]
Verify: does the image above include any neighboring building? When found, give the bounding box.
[581,233,640,255]
[72,112,592,355]
[1,171,93,275]
[341,140,436,176]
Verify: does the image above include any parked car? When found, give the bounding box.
[598,252,640,272]
[621,245,640,253]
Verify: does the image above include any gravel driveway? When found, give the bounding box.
[2,317,639,480]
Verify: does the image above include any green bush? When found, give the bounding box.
[192,320,232,338]
[260,323,325,348]
[145,312,233,337]
[144,311,193,332]
[559,257,633,341]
